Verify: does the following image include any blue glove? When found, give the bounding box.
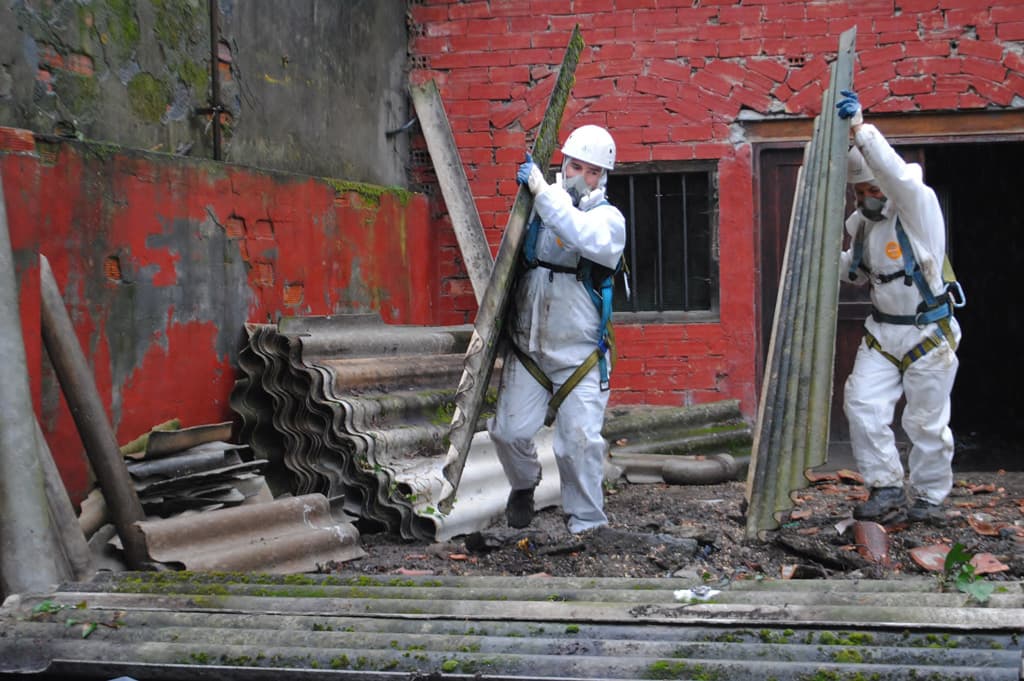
[516,152,545,194]
[836,89,863,125]
[516,153,537,186]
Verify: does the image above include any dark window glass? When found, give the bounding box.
[605,168,717,314]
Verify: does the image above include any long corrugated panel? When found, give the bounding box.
[231,314,755,543]
[745,28,856,539]
[3,574,1021,679]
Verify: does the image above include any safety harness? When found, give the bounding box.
[848,217,965,373]
[514,207,624,426]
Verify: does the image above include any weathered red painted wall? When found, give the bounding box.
[408,0,1024,417]
[2,128,438,504]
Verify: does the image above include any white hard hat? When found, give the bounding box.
[561,124,616,170]
[847,145,875,185]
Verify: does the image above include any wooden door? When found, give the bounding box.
[756,144,924,443]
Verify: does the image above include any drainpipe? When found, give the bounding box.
[194,0,224,159]
[39,255,148,569]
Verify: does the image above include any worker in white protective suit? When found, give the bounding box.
[836,90,963,524]
[487,124,626,534]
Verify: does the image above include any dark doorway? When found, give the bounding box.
[757,137,1024,472]
[925,141,1024,470]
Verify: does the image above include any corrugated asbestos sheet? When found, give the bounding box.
[230,313,754,543]
[3,573,1021,680]
[745,28,856,540]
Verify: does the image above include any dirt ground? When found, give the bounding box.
[331,467,1024,585]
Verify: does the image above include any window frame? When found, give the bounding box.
[606,160,721,324]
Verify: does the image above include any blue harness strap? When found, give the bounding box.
[516,196,618,399]
[851,217,960,366]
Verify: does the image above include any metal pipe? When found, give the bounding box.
[208,0,223,160]
[0,170,64,597]
[38,254,148,569]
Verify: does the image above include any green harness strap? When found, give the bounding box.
[512,327,616,427]
[863,325,955,374]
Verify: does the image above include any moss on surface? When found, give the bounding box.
[127,72,169,122]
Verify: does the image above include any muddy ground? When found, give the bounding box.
[331,467,1024,585]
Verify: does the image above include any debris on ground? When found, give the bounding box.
[333,469,1024,582]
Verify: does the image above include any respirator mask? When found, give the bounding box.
[858,196,887,222]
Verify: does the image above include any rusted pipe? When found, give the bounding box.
[39,254,148,569]
[0,171,64,597]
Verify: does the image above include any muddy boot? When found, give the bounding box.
[907,498,945,525]
[506,487,536,529]
[853,486,907,520]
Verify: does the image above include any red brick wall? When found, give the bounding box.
[409,0,1024,416]
[2,130,437,503]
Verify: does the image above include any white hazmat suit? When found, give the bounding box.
[840,123,961,507]
[488,127,626,534]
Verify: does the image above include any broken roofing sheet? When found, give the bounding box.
[231,313,754,543]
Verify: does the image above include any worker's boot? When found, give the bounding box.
[506,486,536,529]
[853,486,907,521]
[907,498,945,525]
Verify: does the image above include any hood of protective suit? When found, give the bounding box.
[847,146,875,185]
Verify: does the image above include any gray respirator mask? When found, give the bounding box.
[858,196,887,222]
[563,173,591,206]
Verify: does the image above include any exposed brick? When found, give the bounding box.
[431,51,511,69]
[635,75,678,99]
[958,91,989,108]
[747,57,789,83]
[634,41,680,59]
[65,53,94,76]
[253,262,274,286]
[719,5,763,23]
[677,40,718,59]
[647,59,691,83]
[905,41,952,58]
[692,70,733,97]
[698,23,743,41]
[890,75,934,95]
[718,39,764,59]
[0,126,36,152]
[784,82,825,115]
[934,75,972,93]
[1004,50,1024,73]
[991,4,1024,22]
[665,98,708,122]
[960,55,1008,81]
[873,15,919,33]
[786,55,829,90]
[447,1,491,20]
[871,96,916,112]
[898,0,938,10]
[634,7,679,28]
[856,62,898,90]
[997,21,1024,41]
[972,78,1016,105]
[1008,72,1024,96]
[957,37,1004,61]
[859,44,906,69]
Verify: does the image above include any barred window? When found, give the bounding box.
[605,165,718,317]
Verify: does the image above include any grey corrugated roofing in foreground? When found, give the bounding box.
[3,574,1021,679]
[132,493,364,572]
[231,313,754,544]
[746,28,855,540]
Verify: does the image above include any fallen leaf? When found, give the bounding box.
[403,554,429,560]
[796,526,820,536]
[780,564,797,579]
[448,553,468,561]
[965,483,996,494]
[805,470,839,484]
[790,509,812,520]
